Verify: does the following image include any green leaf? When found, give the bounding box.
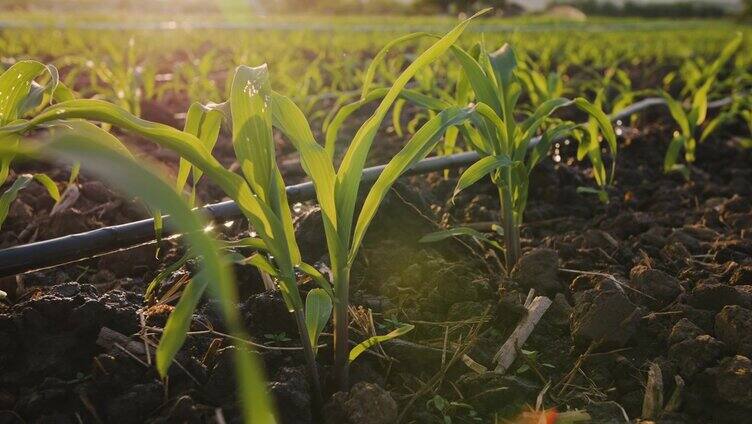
[700,113,728,143]
[349,324,414,363]
[419,226,502,250]
[576,186,609,204]
[360,32,431,98]
[0,174,32,229]
[230,65,276,204]
[473,102,509,154]
[270,91,340,258]
[336,10,488,255]
[392,98,406,137]
[489,43,517,90]
[450,45,503,114]
[0,60,46,125]
[664,134,685,174]
[244,254,280,278]
[691,78,711,126]
[348,106,476,265]
[0,133,20,185]
[517,97,572,160]
[660,91,690,136]
[305,288,332,354]
[297,262,334,298]
[222,236,269,252]
[176,102,223,204]
[706,32,742,79]
[452,154,513,200]
[32,173,60,202]
[573,97,618,184]
[324,87,450,159]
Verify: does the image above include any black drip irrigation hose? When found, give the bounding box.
[0,96,735,277]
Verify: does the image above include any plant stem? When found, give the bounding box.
[498,183,520,270]
[332,265,351,390]
[293,309,323,409]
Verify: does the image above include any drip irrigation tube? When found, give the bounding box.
[0,95,736,277]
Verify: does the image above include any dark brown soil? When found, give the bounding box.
[1,106,751,423]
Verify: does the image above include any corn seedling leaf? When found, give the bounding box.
[305,288,332,353]
[324,87,450,159]
[336,10,488,253]
[451,46,503,114]
[32,173,60,202]
[660,92,690,136]
[176,102,223,204]
[361,32,431,98]
[664,134,686,174]
[0,174,32,229]
[349,105,476,265]
[297,262,334,298]
[0,60,47,125]
[573,97,618,184]
[489,43,518,91]
[419,226,502,250]
[452,154,513,201]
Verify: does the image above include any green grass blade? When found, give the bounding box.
[231,66,302,272]
[520,97,571,137]
[700,113,728,143]
[270,91,339,247]
[474,102,508,154]
[489,43,517,90]
[0,133,20,184]
[691,79,712,126]
[349,324,414,363]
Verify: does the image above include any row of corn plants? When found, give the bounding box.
[0,12,749,424]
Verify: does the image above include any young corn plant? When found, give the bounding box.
[659,33,742,178]
[270,11,488,388]
[0,60,75,228]
[330,41,616,269]
[445,42,616,268]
